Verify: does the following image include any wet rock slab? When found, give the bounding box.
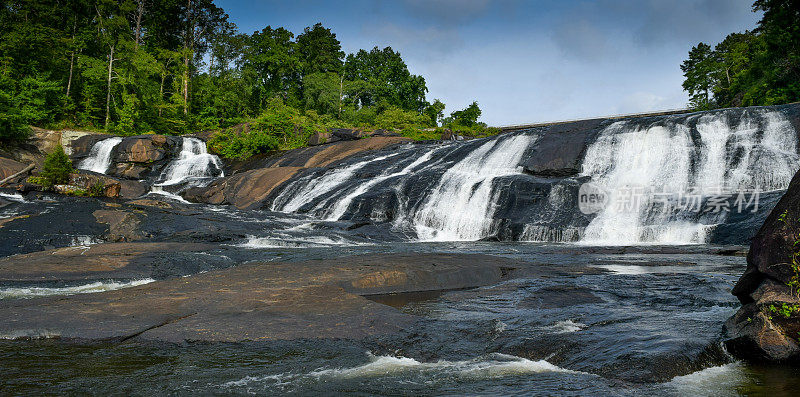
[0,242,215,282]
[0,253,517,342]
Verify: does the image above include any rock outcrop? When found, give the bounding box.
[184,167,302,209]
[522,119,605,177]
[725,167,800,362]
[0,157,28,181]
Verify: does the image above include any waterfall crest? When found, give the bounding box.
[78,137,123,174]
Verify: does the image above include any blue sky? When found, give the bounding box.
[217,0,761,126]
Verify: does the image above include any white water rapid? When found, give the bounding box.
[77,137,123,174]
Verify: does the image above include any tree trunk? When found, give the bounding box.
[182,0,193,116]
[0,164,35,187]
[66,19,77,98]
[66,51,75,98]
[181,54,189,117]
[159,73,165,117]
[134,0,144,48]
[105,45,114,129]
[338,74,344,117]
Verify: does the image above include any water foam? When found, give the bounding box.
[236,234,364,249]
[0,279,154,299]
[0,192,27,203]
[224,352,582,389]
[668,362,745,396]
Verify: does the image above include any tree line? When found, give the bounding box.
[681,0,799,109]
[0,0,489,146]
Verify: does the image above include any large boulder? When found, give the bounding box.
[114,135,177,163]
[725,167,800,362]
[109,135,181,179]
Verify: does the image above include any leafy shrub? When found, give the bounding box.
[208,98,328,159]
[399,127,441,141]
[40,145,74,186]
[375,107,427,130]
[89,181,106,197]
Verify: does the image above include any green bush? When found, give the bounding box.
[88,181,106,197]
[374,107,427,130]
[208,98,329,159]
[399,127,441,141]
[40,146,74,186]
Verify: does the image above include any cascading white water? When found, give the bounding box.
[322,148,441,220]
[156,137,224,186]
[580,110,799,245]
[411,134,537,241]
[270,153,400,213]
[269,134,537,241]
[78,137,123,174]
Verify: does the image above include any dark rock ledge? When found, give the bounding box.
[0,252,516,342]
[725,168,800,362]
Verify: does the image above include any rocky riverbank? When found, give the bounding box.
[725,167,800,362]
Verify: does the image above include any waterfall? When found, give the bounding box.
[323,147,441,220]
[156,137,224,187]
[269,133,538,241]
[265,107,798,244]
[411,134,537,241]
[78,137,122,174]
[270,153,401,213]
[580,109,799,245]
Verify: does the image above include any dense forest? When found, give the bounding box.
[681,0,800,109]
[0,0,490,157]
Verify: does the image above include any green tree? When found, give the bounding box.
[344,47,428,112]
[296,23,344,76]
[450,101,482,127]
[423,99,446,127]
[303,72,341,115]
[681,43,717,109]
[681,0,800,109]
[243,26,300,109]
[40,145,74,186]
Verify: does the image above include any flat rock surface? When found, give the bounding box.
[0,253,517,342]
[0,242,214,282]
